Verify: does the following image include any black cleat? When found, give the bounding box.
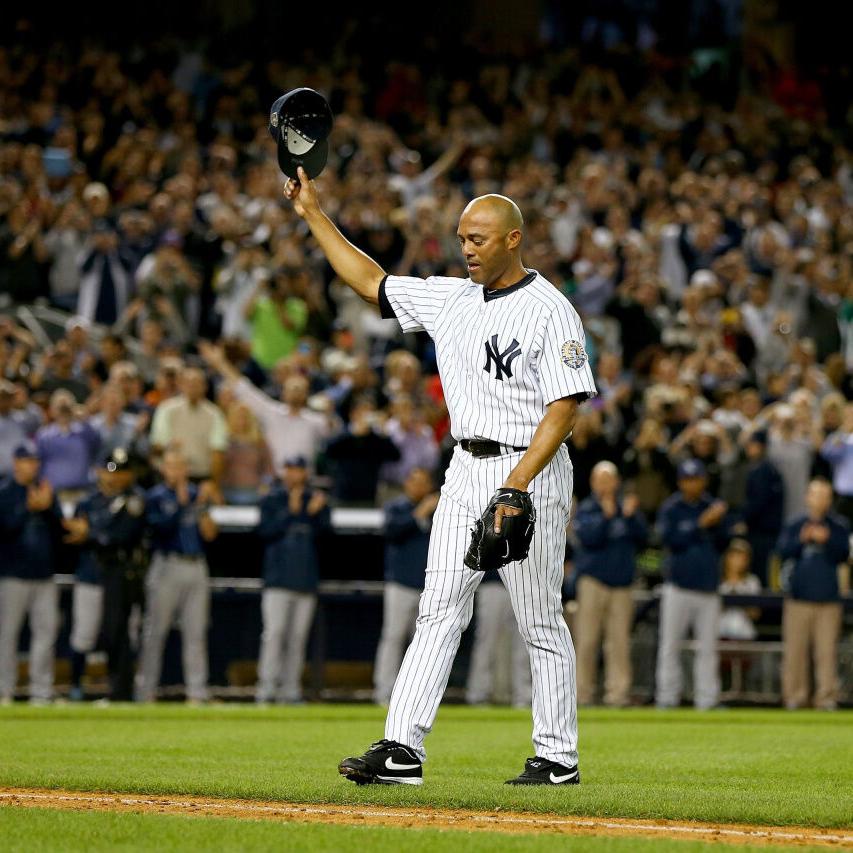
[505,757,580,786]
[338,739,423,786]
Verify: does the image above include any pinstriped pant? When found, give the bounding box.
[385,445,577,766]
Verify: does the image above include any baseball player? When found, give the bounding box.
[374,467,438,705]
[466,572,532,708]
[0,442,64,704]
[255,455,331,704]
[284,167,597,785]
[136,449,218,703]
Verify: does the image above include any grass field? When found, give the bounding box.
[0,703,851,851]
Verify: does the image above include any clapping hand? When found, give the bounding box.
[26,480,53,513]
[62,516,89,545]
[307,491,327,516]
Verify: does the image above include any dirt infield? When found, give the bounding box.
[1,788,851,847]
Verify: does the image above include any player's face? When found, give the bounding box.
[162,453,188,485]
[283,464,308,490]
[99,468,133,494]
[805,481,833,517]
[404,468,433,502]
[456,209,516,286]
[678,475,705,501]
[13,456,39,485]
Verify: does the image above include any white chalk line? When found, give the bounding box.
[1,791,851,845]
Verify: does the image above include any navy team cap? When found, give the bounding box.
[102,447,132,473]
[677,458,707,479]
[13,441,38,459]
[283,455,308,468]
[268,88,333,180]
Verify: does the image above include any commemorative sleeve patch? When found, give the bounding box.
[560,340,587,369]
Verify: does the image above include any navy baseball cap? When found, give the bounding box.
[269,88,333,180]
[13,441,38,459]
[748,430,768,446]
[102,447,132,473]
[677,458,706,479]
[283,455,308,468]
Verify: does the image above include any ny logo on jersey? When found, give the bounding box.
[483,334,521,381]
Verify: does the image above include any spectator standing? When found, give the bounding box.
[621,418,676,521]
[768,405,818,522]
[574,461,648,707]
[149,367,227,483]
[777,479,850,710]
[325,396,400,505]
[741,430,785,587]
[0,443,64,704]
[718,540,761,641]
[244,267,308,372]
[30,340,89,403]
[374,468,438,705]
[221,402,271,505]
[89,384,148,463]
[200,342,331,470]
[135,231,201,319]
[137,450,219,703]
[44,199,89,311]
[65,449,147,701]
[0,379,29,477]
[381,395,440,489]
[255,456,330,704]
[0,203,48,304]
[76,216,135,326]
[214,243,269,340]
[656,459,732,710]
[820,403,853,524]
[669,420,733,499]
[36,389,101,498]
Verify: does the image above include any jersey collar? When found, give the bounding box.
[482,270,536,302]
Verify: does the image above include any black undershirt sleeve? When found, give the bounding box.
[377,275,394,320]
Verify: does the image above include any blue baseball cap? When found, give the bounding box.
[269,88,333,180]
[677,458,706,479]
[13,441,38,459]
[282,455,308,468]
[748,430,768,446]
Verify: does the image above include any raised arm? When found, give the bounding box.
[284,166,386,304]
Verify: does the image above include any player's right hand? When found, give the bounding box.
[283,166,320,219]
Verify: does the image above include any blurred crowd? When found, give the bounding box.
[0,33,851,705]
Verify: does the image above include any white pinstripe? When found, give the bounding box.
[381,270,594,768]
[383,272,596,446]
[385,446,578,765]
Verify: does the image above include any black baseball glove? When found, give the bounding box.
[464,488,536,572]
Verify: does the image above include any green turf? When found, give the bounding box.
[0,704,850,828]
[0,807,837,853]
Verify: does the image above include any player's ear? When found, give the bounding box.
[506,228,522,250]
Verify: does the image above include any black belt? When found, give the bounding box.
[460,439,527,458]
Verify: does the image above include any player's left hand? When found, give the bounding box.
[494,500,523,534]
[465,488,536,572]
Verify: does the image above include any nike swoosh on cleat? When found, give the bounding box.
[549,770,578,783]
[385,757,420,771]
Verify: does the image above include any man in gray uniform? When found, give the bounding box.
[374,467,438,704]
[466,572,532,708]
[0,442,64,704]
[255,456,330,704]
[136,450,219,703]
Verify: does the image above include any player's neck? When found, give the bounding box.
[485,261,529,291]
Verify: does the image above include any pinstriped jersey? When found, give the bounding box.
[379,270,598,446]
